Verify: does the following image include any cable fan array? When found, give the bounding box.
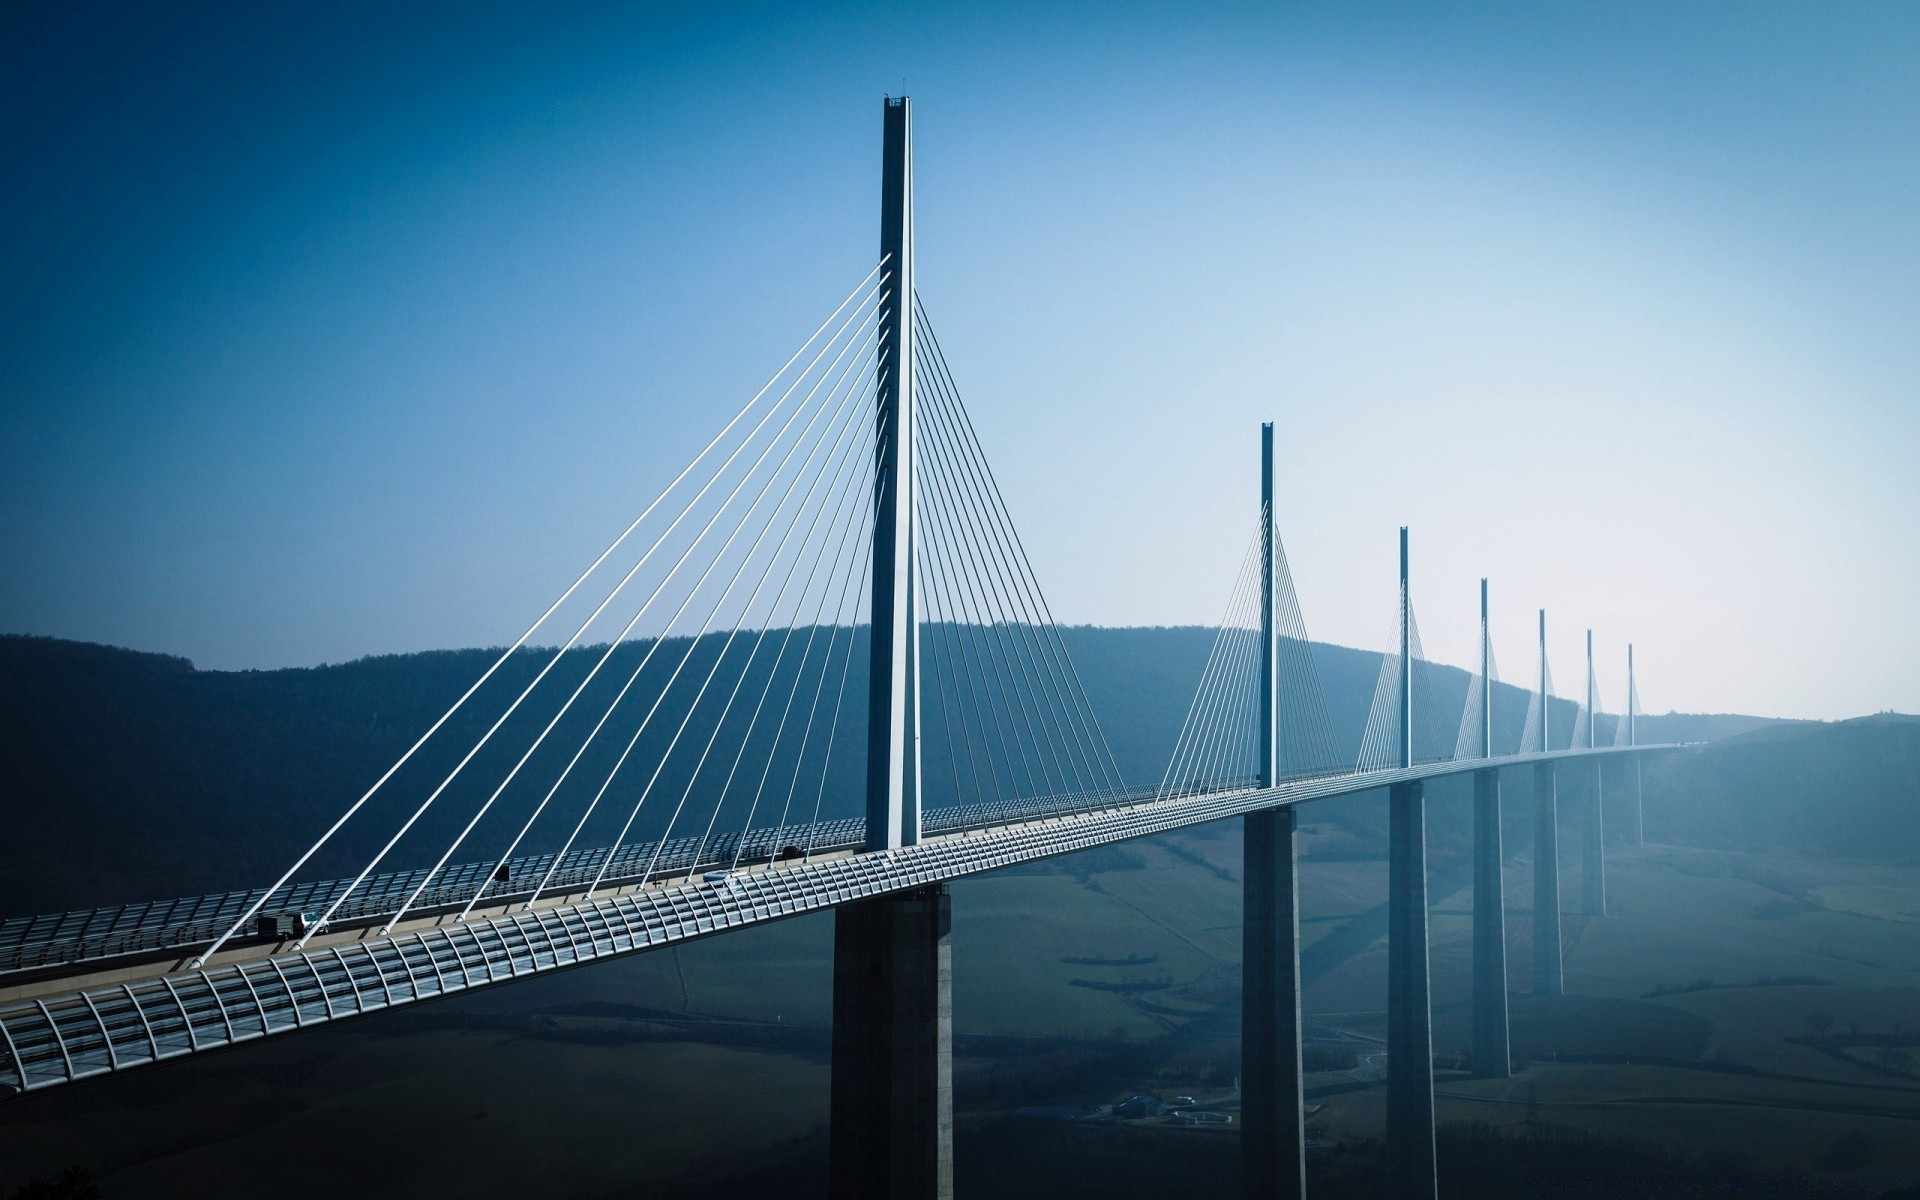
[1610,668,1642,748]
[1566,653,1637,751]
[189,266,1136,969]
[178,250,1653,980]
[1565,659,1599,750]
[1355,580,1450,771]
[1155,521,1659,786]
[1157,508,1343,797]
[913,300,1131,817]
[1451,630,1501,761]
[1517,652,1555,756]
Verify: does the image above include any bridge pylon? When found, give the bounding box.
[1385,527,1438,1198]
[1582,630,1607,916]
[1532,609,1565,995]
[1241,423,1306,1199]
[1629,644,1645,846]
[1471,579,1512,1079]
[830,95,952,1200]
[865,93,920,854]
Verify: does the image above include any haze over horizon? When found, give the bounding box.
[5,2,1917,722]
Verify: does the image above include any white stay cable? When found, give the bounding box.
[916,374,1103,803]
[581,331,882,899]
[1159,532,1258,797]
[189,260,886,969]
[451,295,893,920]
[915,301,1127,793]
[521,322,880,909]
[801,519,877,859]
[764,493,876,856]
[667,365,883,882]
[394,308,885,931]
[1160,530,1261,796]
[296,285,884,949]
[917,461,1019,803]
[914,411,1058,801]
[917,456,1036,801]
[1187,546,1263,791]
[1191,582,1263,791]
[787,513,876,859]
[1355,588,1409,773]
[728,459,878,871]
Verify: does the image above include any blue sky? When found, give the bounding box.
[3,1,1916,720]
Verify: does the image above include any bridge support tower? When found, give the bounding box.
[1242,423,1306,1199]
[1629,644,1644,847]
[1532,763,1564,994]
[1581,630,1606,916]
[1582,769,1605,914]
[830,95,951,1200]
[1531,611,1564,995]
[829,885,952,1199]
[1471,581,1511,1078]
[1385,528,1437,1198]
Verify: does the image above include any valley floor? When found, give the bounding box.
[4,833,1919,1198]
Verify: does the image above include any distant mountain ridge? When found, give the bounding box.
[1644,711,1920,859]
[0,632,1785,917]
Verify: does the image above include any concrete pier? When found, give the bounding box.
[1628,644,1644,847]
[1582,761,1607,916]
[1471,768,1511,1077]
[1386,780,1437,1198]
[1531,763,1564,995]
[828,884,953,1199]
[1242,806,1306,1199]
[1631,757,1645,847]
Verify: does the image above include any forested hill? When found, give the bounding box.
[1,632,1770,917]
[1644,713,1920,859]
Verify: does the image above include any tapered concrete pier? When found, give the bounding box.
[1241,423,1307,1198]
[1385,528,1437,1198]
[1582,761,1607,916]
[828,886,953,1199]
[1532,762,1564,995]
[1581,630,1606,916]
[1387,780,1437,1197]
[1471,768,1511,1077]
[1470,579,1511,1077]
[1532,610,1564,995]
[1628,644,1645,847]
[1631,757,1645,847]
[1243,808,1306,1199]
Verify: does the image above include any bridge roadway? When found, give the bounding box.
[0,788,1152,977]
[0,743,1666,1097]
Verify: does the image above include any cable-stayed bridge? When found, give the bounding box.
[1,98,1676,1200]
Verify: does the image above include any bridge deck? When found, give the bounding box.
[0,788,1168,978]
[0,745,1669,1097]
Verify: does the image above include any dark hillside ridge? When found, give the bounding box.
[0,632,1777,916]
[1643,712,1920,858]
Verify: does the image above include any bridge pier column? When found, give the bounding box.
[1628,644,1644,847]
[1242,806,1305,1199]
[1582,761,1606,916]
[1631,757,1645,847]
[1471,768,1511,1078]
[1386,780,1436,1198]
[1531,762,1563,995]
[828,884,952,1200]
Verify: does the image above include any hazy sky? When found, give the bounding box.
[4,2,1917,721]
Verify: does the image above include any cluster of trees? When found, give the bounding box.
[1802,1010,1920,1077]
